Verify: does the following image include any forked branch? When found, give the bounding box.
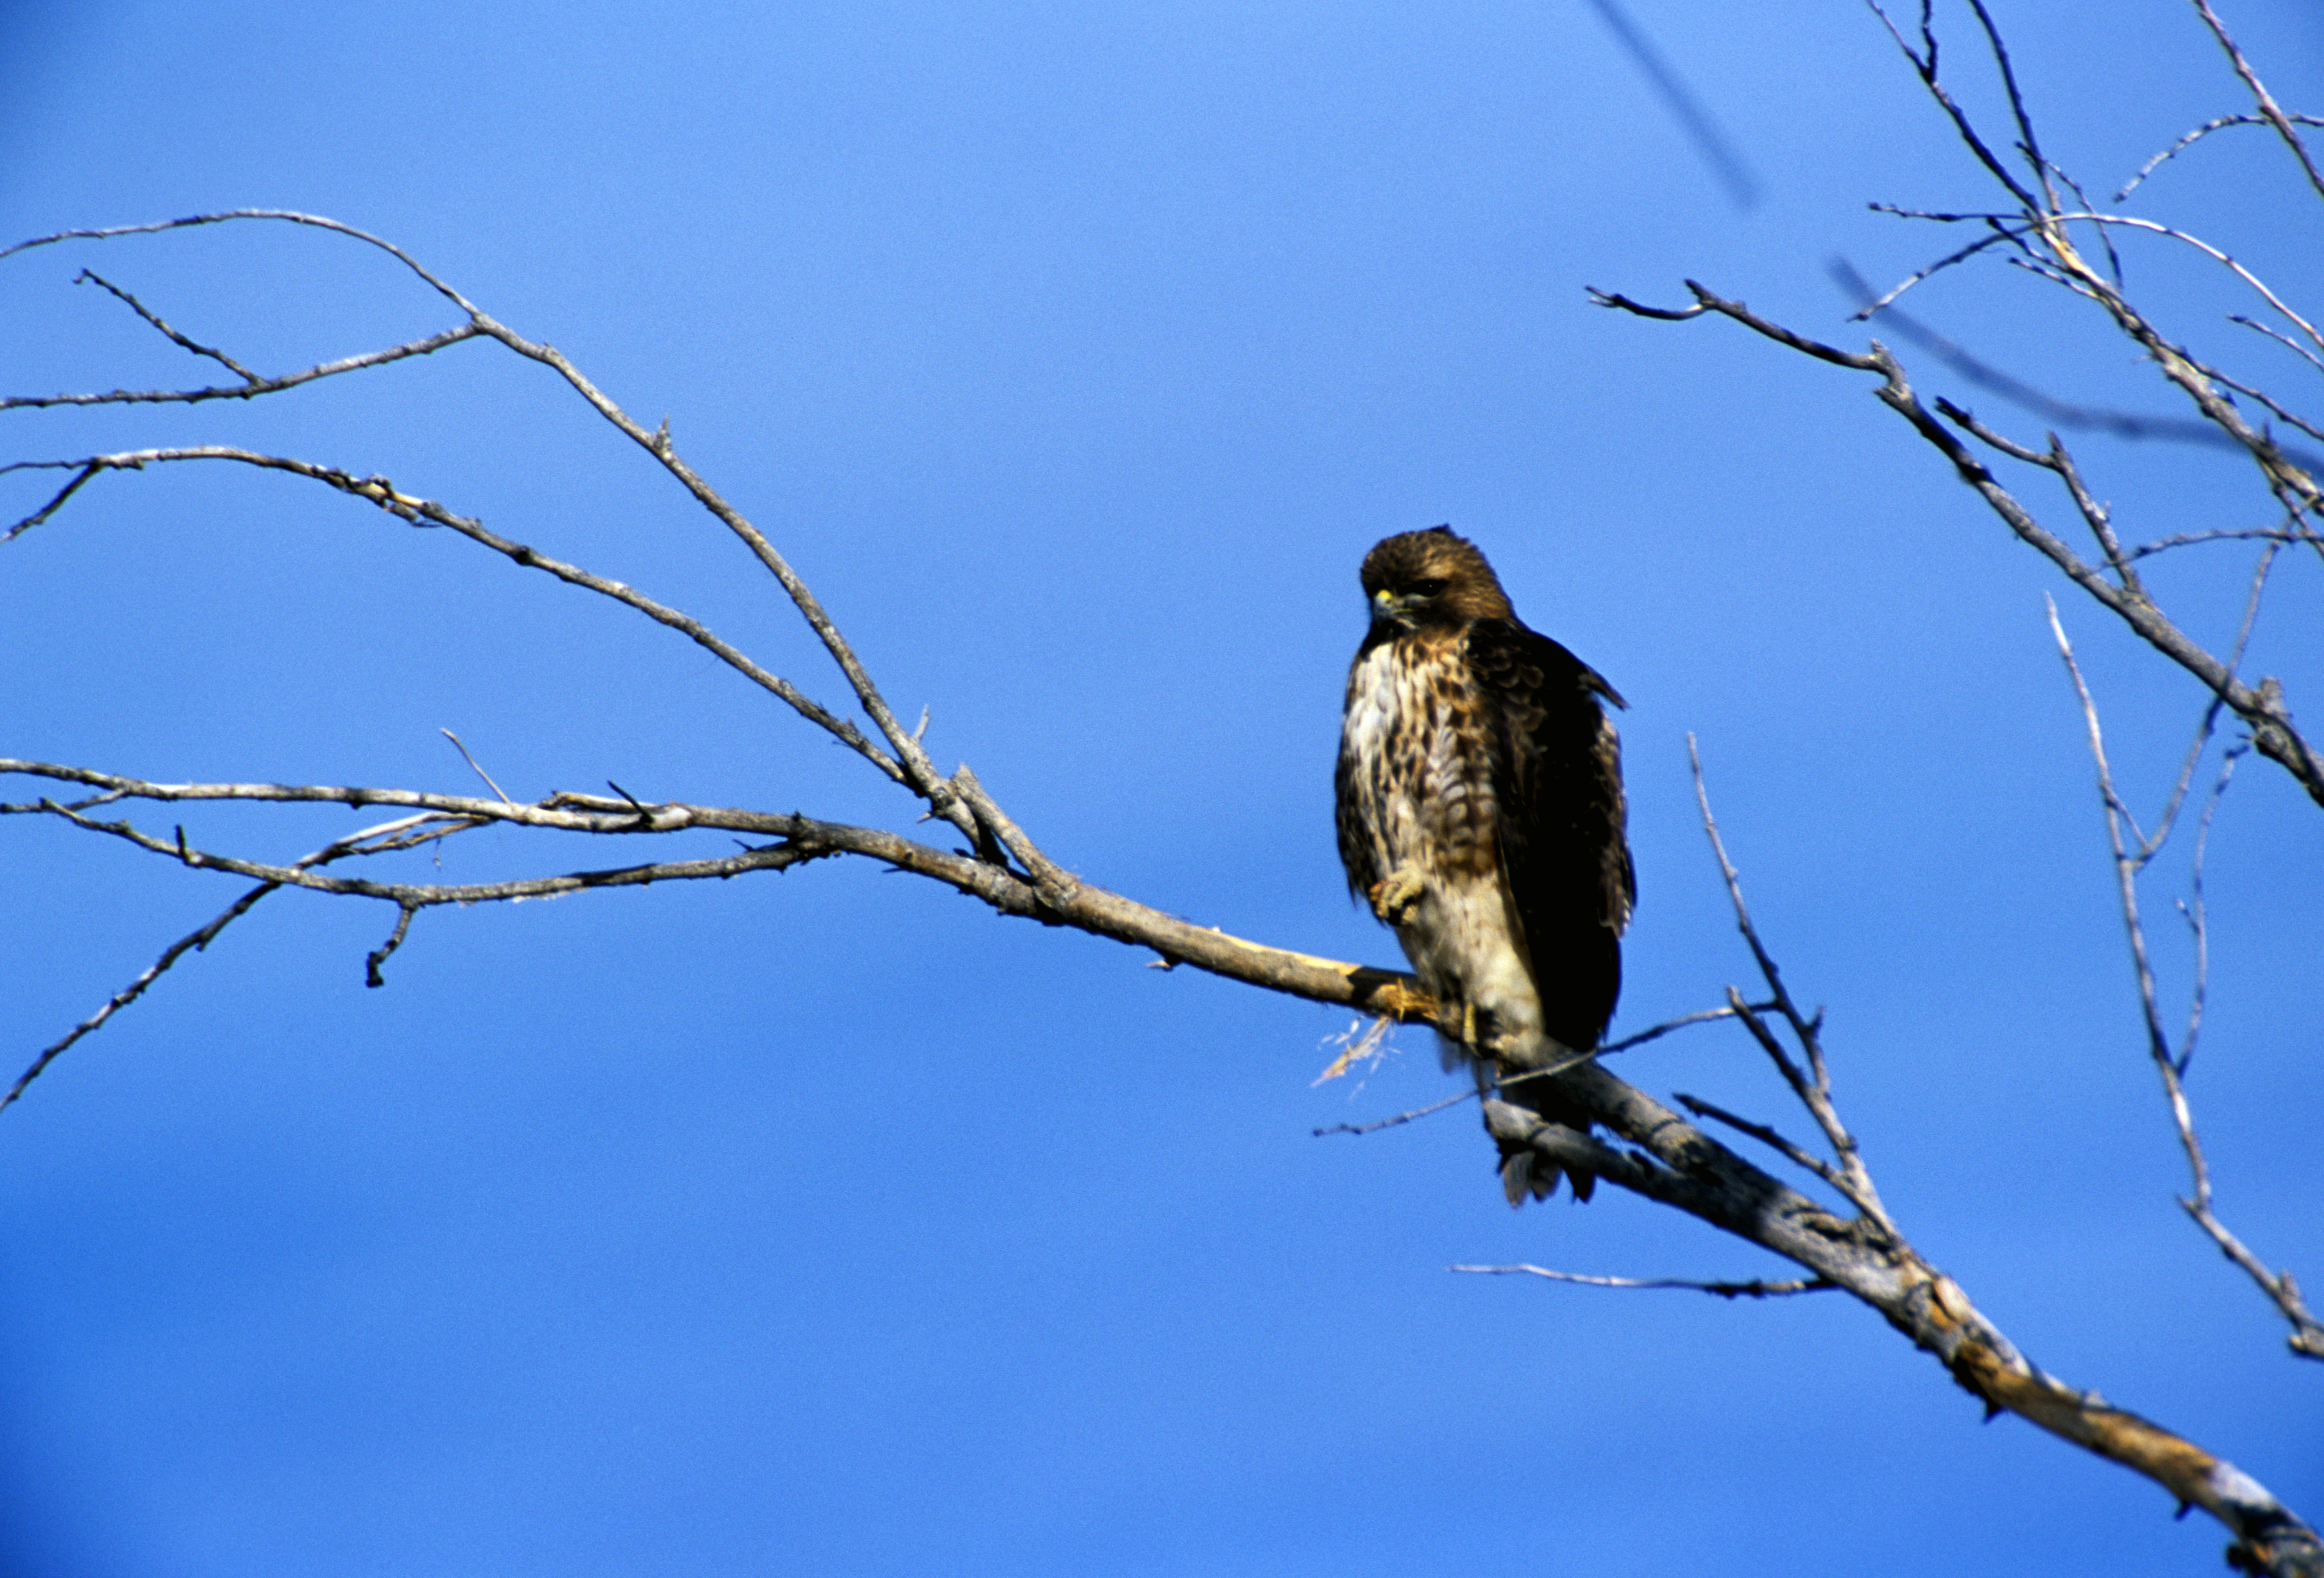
[1590,281,2324,808]
[2046,609,2324,1361]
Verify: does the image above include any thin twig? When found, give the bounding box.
[1831,258,2311,471]
[0,447,907,784]
[1596,284,2324,806]
[2116,113,2324,200]
[1879,208,2324,357]
[1450,1263,1837,1298]
[1688,736,1894,1236]
[1313,1089,1473,1137]
[1313,1004,1746,1134]
[1602,1003,1749,1054]
[1675,1088,1858,1202]
[2228,314,2324,378]
[441,730,516,807]
[0,323,484,413]
[2125,525,2324,562]
[2175,743,2243,1076]
[2190,0,2324,207]
[72,269,257,382]
[0,880,279,1114]
[0,210,482,312]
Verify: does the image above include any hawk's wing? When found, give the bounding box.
[1466,618,1633,1054]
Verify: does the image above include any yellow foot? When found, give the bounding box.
[1366,866,1425,925]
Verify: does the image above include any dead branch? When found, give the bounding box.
[2046,607,2324,1362]
[2190,0,2324,207]
[2116,111,2324,201]
[1592,282,2324,808]
[0,445,907,788]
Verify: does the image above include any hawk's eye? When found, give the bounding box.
[1410,578,1449,599]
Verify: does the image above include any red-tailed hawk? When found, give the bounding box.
[1335,527,1633,1203]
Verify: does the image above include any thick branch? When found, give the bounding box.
[0,760,1440,1030]
[1482,1093,2320,1576]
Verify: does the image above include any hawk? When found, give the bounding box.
[1335,527,1633,1203]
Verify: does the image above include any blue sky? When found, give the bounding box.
[3,1,2320,1573]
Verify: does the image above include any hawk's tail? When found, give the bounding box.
[1492,1069,1598,1206]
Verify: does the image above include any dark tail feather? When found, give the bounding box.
[1493,1076,1598,1206]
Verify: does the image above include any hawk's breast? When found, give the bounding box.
[1338,632,1550,1067]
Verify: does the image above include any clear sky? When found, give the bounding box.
[3,2,2320,1574]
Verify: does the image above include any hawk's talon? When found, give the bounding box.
[1367,866,1425,925]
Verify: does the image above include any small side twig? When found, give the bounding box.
[1450,1263,1837,1299]
[1674,1088,1855,1201]
[1313,1089,1473,1137]
[441,729,515,807]
[365,904,419,988]
[72,269,258,382]
[1687,735,1895,1238]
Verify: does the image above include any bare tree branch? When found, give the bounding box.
[2116,112,2324,201]
[1313,1090,1472,1137]
[1687,735,1894,1236]
[71,268,258,382]
[1827,258,2324,472]
[3,208,988,844]
[0,446,908,786]
[2189,0,2324,206]
[1481,1084,2320,1576]
[0,322,485,412]
[2,880,280,1115]
[1592,283,2324,807]
[0,759,1447,1051]
[2126,524,2324,562]
[2046,605,2324,1363]
[2,808,466,1114]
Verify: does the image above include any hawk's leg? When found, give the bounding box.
[1458,1003,1497,1099]
[1366,865,1425,925]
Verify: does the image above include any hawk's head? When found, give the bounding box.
[1358,526,1516,632]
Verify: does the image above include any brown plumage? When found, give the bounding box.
[1334,527,1633,1203]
